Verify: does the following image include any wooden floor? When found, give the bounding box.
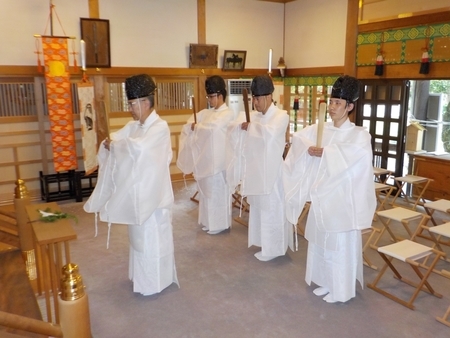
[0,249,45,337]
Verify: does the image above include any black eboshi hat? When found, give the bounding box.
[125,74,156,100]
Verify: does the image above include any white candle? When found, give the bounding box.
[80,40,86,70]
[268,48,272,73]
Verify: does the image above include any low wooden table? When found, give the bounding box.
[26,202,77,324]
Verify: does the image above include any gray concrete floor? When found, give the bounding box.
[53,179,450,338]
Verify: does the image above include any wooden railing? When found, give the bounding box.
[0,311,63,337]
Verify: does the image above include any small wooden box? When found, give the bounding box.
[406,123,426,152]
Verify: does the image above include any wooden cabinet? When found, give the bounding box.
[412,154,450,201]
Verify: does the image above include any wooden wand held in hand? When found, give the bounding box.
[191,96,197,124]
[316,100,327,148]
[242,88,251,123]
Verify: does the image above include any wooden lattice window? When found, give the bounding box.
[107,78,195,113]
[0,80,36,117]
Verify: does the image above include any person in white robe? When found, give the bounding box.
[227,75,294,261]
[84,74,179,296]
[177,76,234,234]
[283,75,376,303]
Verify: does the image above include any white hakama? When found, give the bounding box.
[84,111,179,295]
[283,119,375,302]
[177,104,234,233]
[227,104,294,259]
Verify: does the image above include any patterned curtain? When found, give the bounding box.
[42,36,77,172]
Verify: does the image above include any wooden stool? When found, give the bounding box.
[26,203,77,324]
[362,227,381,270]
[424,199,450,227]
[374,183,394,212]
[190,190,199,203]
[373,167,392,184]
[427,222,450,276]
[372,207,430,248]
[367,240,444,310]
[232,188,250,227]
[391,175,432,210]
[437,304,450,327]
[296,201,310,237]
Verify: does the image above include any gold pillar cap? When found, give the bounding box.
[60,263,86,301]
[14,179,29,199]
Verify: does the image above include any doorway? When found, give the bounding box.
[356,80,410,181]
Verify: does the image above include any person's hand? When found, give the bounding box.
[241,122,249,131]
[308,146,323,157]
[190,123,196,131]
[103,138,111,151]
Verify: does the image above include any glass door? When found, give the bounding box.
[356,80,410,182]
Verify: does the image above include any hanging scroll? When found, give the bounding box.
[78,83,98,175]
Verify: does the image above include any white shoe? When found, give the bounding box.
[254,251,277,261]
[313,287,329,296]
[201,226,208,231]
[323,294,337,303]
[207,229,223,235]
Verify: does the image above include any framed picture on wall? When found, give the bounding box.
[222,50,246,71]
[189,44,218,69]
[80,18,111,68]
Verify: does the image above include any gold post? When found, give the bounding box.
[14,179,36,280]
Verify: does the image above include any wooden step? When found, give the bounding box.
[0,205,16,219]
[0,231,19,249]
[0,250,44,337]
[0,218,18,236]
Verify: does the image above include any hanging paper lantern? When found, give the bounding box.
[419,50,430,75]
[374,54,384,76]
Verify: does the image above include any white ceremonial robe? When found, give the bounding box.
[227,103,293,257]
[84,111,179,295]
[177,104,234,232]
[283,118,376,302]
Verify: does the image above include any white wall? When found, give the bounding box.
[0,0,89,65]
[0,0,349,70]
[285,0,347,69]
[206,0,284,70]
[100,0,198,67]
[0,0,286,69]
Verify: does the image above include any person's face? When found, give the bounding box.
[128,98,149,123]
[328,98,352,126]
[252,95,270,114]
[206,93,220,109]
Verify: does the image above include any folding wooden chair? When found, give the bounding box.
[190,191,199,203]
[437,304,450,327]
[372,207,430,248]
[374,183,394,212]
[391,175,432,211]
[296,202,310,237]
[362,227,381,270]
[367,239,445,310]
[426,222,450,277]
[373,167,392,184]
[232,188,250,227]
[423,199,450,227]
[373,182,394,223]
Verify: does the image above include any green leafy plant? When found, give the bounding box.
[38,208,78,223]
